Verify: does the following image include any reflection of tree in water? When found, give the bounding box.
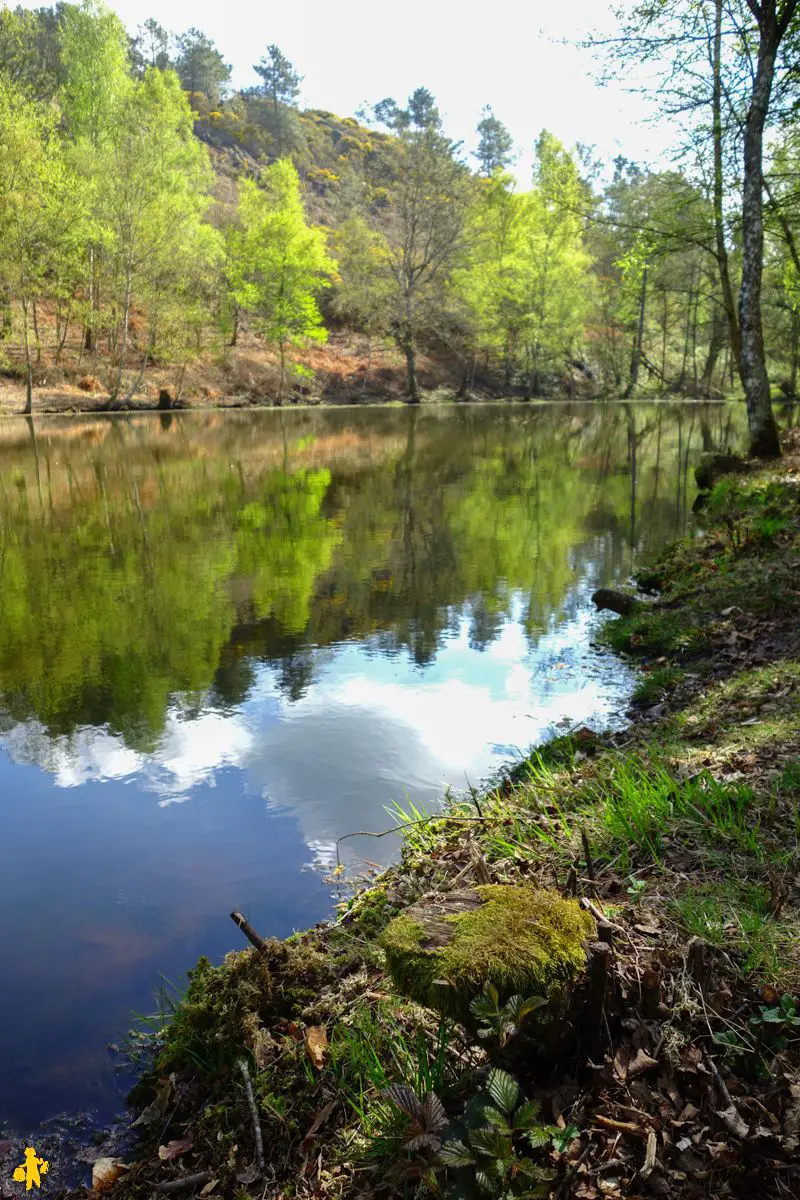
[0,404,747,747]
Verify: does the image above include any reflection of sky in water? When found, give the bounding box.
[0,590,630,1131]
[2,593,631,857]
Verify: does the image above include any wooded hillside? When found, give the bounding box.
[1,1,799,455]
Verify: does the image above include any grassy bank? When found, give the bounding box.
[65,434,800,1200]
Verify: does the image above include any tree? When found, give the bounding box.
[174,27,231,108]
[59,0,131,145]
[251,44,302,156]
[0,5,63,100]
[374,91,473,400]
[0,77,88,412]
[59,0,133,352]
[738,0,798,457]
[331,214,393,387]
[475,107,515,175]
[253,44,301,109]
[99,69,218,404]
[227,160,335,401]
[131,17,172,76]
[593,0,800,454]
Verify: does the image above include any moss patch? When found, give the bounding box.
[381,886,594,1020]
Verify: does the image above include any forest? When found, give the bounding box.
[0,0,798,455]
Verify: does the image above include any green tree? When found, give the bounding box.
[374,90,473,400]
[131,17,172,76]
[227,160,335,401]
[0,4,63,100]
[330,214,393,388]
[99,68,218,404]
[175,27,231,108]
[0,76,88,412]
[475,106,515,175]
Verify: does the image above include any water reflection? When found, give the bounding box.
[0,403,738,1129]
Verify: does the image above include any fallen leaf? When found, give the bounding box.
[305,1025,328,1070]
[158,1139,194,1161]
[92,1158,128,1192]
[200,1181,219,1196]
[300,1099,337,1155]
[131,1074,176,1128]
[716,1104,748,1139]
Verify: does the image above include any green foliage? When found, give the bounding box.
[227,160,335,396]
[439,1069,555,1198]
[174,26,231,108]
[469,984,547,1047]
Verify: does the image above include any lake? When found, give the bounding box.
[0,402,736,1133]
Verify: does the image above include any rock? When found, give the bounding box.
[591,588,638,616]
[380,885,595,1028]
[694,452,746,492]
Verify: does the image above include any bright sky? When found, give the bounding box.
[65,0,675,180]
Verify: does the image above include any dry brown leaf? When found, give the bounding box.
[305,1025,328,1070]
[91,1158,128,1192]
[158,1139,194,1161]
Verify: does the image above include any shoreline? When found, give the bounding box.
[0,394,737,421]
[20,430,800,1198]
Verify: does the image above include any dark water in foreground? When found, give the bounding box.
[0,402,738,1131]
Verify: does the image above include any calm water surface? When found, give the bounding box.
[0,402,738,1131]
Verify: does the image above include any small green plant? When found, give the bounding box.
[748,994,800,1050]
[439,1069,555,1198]
[379,1083,449,1192]
[626,876,647,903]
[469,984,547,1047]
[550,1124,580,1154]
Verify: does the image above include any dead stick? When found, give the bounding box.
[230,910,267,950]
[592,1114,648,1139]
[580,897,625,934]
[581,825,596,885]
[154,1173,213,1194]
[239,1058,265,1175]
[555,1141,592,1199]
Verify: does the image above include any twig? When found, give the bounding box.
[154,1174,213,1194]
[230,911,267,951]
[335,815,491,867]
[239,1058,265,1175]
[581,825,596,887]
[555,1141,592,1199]
[580,897,625,934]
[592,1114,648,1139]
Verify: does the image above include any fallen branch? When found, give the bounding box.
[592,1114,648,1139]
[580,897,625,934]
[230,911,267,951]
[239,1058,265,1175]
[154,1173,213,1194]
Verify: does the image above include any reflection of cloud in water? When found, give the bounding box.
[0,602,633,867]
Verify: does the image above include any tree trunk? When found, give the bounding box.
[230,301,239,347]
[21,297,33,416]
[623,264,648,399]
[700,303,726,397]
[739,22,781,457]
[712,0,743,381]
[277,337,285,405]
[0,282,11,340]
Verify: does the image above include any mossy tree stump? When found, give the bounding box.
[381,886,607,1053]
